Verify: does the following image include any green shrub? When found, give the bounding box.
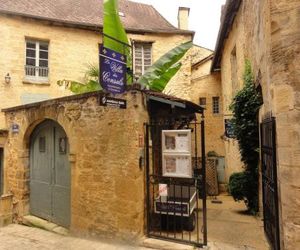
[229,60,261,213]
[228,171,258,213]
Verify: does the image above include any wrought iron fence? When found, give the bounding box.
[145,118,207,248]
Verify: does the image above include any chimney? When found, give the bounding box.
[178,7,190,30]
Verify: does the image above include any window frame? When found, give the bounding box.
[212,96,220,114]
[199,97,206,106]
[133,42,152,78]
[25,39,49,82]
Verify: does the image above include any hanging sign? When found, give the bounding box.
[99,95,127,109]
[99,45,126,94]
[225,119,235,138]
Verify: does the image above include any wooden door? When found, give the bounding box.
[30,120,70,227]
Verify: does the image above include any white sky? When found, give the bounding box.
[130,0,226,50]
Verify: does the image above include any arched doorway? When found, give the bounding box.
[30,119,70,228]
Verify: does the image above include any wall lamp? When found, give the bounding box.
[5,73,11,84]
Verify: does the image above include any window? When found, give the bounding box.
[212,97,220,114]
[25,40,49,80]
[133,43,152,77]
[199,97,206,106]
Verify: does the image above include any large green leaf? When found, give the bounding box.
[103,0,132,84]
[103,0,129,54]
[139,41,192,91]
[148,62,182,91]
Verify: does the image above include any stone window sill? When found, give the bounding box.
[23,78,50,86]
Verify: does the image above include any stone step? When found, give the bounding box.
[22,215,69,236]
[140,237,196,250]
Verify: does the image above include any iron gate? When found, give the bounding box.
[261,117,280,250]
[145,116,207,248]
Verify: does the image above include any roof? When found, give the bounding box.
[144,90,203,113]
[211,0,242,71]
[192,53,214,69]
[2,89,203,114]
[0,0,194,35]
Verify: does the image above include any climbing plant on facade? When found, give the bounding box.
[228,59,261,213]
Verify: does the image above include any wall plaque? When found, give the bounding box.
[162,130,192,178]
[12,124,19,133]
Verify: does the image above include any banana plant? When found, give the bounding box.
[138,41,193,92]
[57,41,193,94]
[57,64,102,94]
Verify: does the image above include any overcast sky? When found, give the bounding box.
[130,0,226,50]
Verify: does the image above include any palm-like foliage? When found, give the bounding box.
[138,41,193,91]
[57,64,102,94]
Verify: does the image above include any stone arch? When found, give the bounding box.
[20,115,75,221]
[23,117,73,154]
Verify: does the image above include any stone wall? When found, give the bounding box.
[219,0,300,248]
[268,1,300,248]
[2,91,148,241]
[164,45,212,100]
[190,62,225,158]
[0,14,192,129]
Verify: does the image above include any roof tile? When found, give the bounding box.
[0,0,193,34]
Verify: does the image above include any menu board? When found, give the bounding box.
[162,130,192,178]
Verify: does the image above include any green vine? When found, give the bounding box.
[228,60,261,213]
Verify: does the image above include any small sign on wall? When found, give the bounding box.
[99,95,127,109]
[225,119,235,138]
[12,124,20,134]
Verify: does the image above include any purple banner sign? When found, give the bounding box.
[99,45,126,94]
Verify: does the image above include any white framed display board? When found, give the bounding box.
[162,130,192,178]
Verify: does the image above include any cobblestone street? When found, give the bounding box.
[0,224,149,250]
[0,194,269,250]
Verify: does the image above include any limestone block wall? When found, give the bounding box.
[0,14,192,130]
[164,45,212,100]
[2,91,148,240]
[190,66,225,158]
[268,0,300,248]
[219,0,300,248]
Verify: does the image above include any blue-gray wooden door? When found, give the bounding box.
[216,157,225,184]
[30,120,70,228]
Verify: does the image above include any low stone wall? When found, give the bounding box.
[2,91,148,241]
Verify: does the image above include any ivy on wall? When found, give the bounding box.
[228,59,261,213]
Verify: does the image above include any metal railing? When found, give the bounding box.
[25,65,49,78]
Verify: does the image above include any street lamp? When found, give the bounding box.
[4,73,11,84]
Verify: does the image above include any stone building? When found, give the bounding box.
[211,0,300,249]
[0,89,203,240]
[0,0,194,211]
